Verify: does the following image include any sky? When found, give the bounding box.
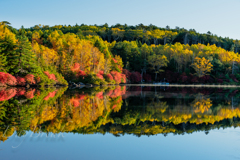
[1,0,240,39]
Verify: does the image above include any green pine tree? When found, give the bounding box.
[15,35,39,76]
[0,54,7,72]
[0,37,17,73]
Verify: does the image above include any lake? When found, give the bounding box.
[0,86,240,160]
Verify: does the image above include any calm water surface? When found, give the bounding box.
[0,86,240,160]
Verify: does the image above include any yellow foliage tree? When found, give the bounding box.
[192,57,213,77]
[192,97,212,113]
[0,22,17,43]
[151,29,165,45]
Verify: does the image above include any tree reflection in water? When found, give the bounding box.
[0,86,240,142]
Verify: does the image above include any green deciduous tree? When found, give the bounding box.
[148,54,168,81]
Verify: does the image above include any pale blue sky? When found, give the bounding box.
[1,0,240,39]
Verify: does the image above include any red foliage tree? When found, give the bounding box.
[121,86,126,95]
[77,94,85,101]
[70,98,80,107]
[77,70,86,78]
[43,91,56,101]
[24,89,36,99]
[96,92,103,99]
[106,73,113,81]
[112,58,117,63]
[121,74,127,83]
[16,76,26,86]
[16,88,26,96]
[25,74,36,84]
[6,74,17,86]
[130,72,142,83]
[0,88,17,101]
[98,70,104,75]
[112,105,117,109]
[0,72,8,85]
[0,72,17,86]
[110,71,122,84]
[110,86,122,98]
[71,63,86,79]
[106,90,113,96]
[122,69,131,80]
[71,63,81,72]
[96,73,104,80]
[36,76,41,83]
[70,94,85,107]
[44,71,57,81]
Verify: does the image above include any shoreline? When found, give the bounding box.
[2,83,240,89]
[120,84,240,88]
[70,83,240,88]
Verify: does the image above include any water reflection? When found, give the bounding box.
[0,86,240,142]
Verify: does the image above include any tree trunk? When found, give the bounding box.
[232,60,235,74]
[184,33,188,45]
[192,52,195,64]
[164,37,167,45]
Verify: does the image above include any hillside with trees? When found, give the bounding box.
[1,21,240,85]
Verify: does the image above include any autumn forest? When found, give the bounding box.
[1,21,240,87]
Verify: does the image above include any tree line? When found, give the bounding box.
[25,23,240,52]
[1,21,240,85]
